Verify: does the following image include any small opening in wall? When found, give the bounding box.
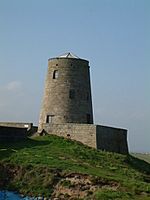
[53,70,59,79]
[46,115,54,123]
[56,64,58,66]
[86,114,91,124]
[86,92,89,101]
[69,89,75,99]
[67,134,70,137]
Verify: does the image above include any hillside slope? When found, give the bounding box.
[132,153,150,164]
[0,135,150,199]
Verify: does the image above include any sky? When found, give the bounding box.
[0,0,149,152]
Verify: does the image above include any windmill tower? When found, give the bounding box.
[38,52,93,132]
[37,52,128,154]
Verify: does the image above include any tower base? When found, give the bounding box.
[39,123,128,154]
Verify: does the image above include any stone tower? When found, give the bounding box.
[38,52,93,132]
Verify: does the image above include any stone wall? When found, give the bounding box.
[42,123,97,148]
[0,126,28,142]
[41,123,128,154]
[0,122,33,130]
[0,122,38,136]
[96,125,128,154]
[38,57,93,132]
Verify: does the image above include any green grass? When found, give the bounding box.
[132,153,150,164]
[0,135,150,199]
[90,190,133,200]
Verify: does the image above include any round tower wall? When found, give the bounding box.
[38,57,93,132]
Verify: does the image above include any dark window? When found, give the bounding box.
[53,70,59,79]
[46,115,54,123]
[69,89,75,99]
[56,64,58,66]
[86,114,91,124]
[86,92,89,101]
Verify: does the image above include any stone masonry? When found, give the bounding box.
[41,123,97,148]
[38,52,129,154]
[0,122,37,137]
[38,53,93,132]
[0,126,28,142]
[0,122,33,130]
[41,123,128,154]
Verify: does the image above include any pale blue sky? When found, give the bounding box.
[0,0,149,152]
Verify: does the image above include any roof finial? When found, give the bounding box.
[58,52,79,59]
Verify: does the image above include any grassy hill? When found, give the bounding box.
[0,135,150,199]
[132,153,150,164]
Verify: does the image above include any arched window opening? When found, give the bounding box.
[53,70,59,79]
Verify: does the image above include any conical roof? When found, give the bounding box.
[58,52,79,59]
